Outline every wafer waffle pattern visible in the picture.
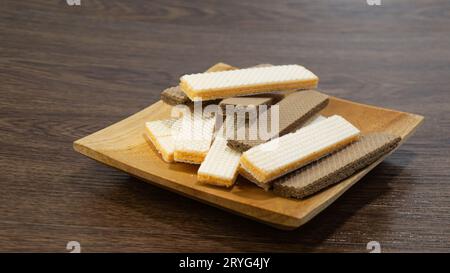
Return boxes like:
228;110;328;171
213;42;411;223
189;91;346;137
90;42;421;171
227;90;329;152
197;136;242;187
273;133;401;198
201;114;327;188
161;63;237;105
240;115;361;186
145;118;181;162
236;115;327;189
180;65;319;100
174;111;216;164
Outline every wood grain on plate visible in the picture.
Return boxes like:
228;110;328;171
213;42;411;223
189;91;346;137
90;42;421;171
74;97;423;229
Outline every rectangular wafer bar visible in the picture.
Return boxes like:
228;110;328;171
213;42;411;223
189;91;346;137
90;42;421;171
174;111;216;164
145;118;181;162
273;133;401;198
198;111;273;187
227;90;329;152
197;136;242;187
237;114;326;189
197;114;252;187
239;115;360;188
161;62;237;105
180;64;319;101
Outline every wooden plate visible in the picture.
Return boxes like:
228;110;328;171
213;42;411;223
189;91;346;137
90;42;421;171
73;97;423;230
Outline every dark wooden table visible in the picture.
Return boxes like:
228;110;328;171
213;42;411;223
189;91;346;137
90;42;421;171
1;0;449;253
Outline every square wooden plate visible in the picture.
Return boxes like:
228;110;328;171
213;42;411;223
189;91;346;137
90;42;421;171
74;97;423;230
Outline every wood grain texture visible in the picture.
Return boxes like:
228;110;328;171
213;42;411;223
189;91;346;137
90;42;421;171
73;97;423;230
1;0;449;252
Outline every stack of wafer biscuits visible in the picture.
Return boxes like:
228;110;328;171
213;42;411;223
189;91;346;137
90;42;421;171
144;62;401;198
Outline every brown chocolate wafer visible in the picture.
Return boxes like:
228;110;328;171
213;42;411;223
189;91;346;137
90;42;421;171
161;86;187;105
220;96;276;112
272;133;401;199
218;93;285;119
161;63;237;105
227;90;329;152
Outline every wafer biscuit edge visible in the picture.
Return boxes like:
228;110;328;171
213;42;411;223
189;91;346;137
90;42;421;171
173;150;208;164
238;166;271;191
145;125;175;162
180;78;318;101
197;172;238;188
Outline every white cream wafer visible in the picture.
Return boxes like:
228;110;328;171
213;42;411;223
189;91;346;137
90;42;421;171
238;115;327;189
145;118;181;162
239;115;360;188
174;111;216;164
180;65;319;101
197;136;241;187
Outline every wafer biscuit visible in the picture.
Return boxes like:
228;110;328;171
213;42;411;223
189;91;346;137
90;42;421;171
174;111;216;164
219;95;277;113
161;63;237;105
197;136;241;187
273;133;401;198
227;90;329;152
238;115;326;189
145;118;181;162
239;115;360;188
180;65;319;101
